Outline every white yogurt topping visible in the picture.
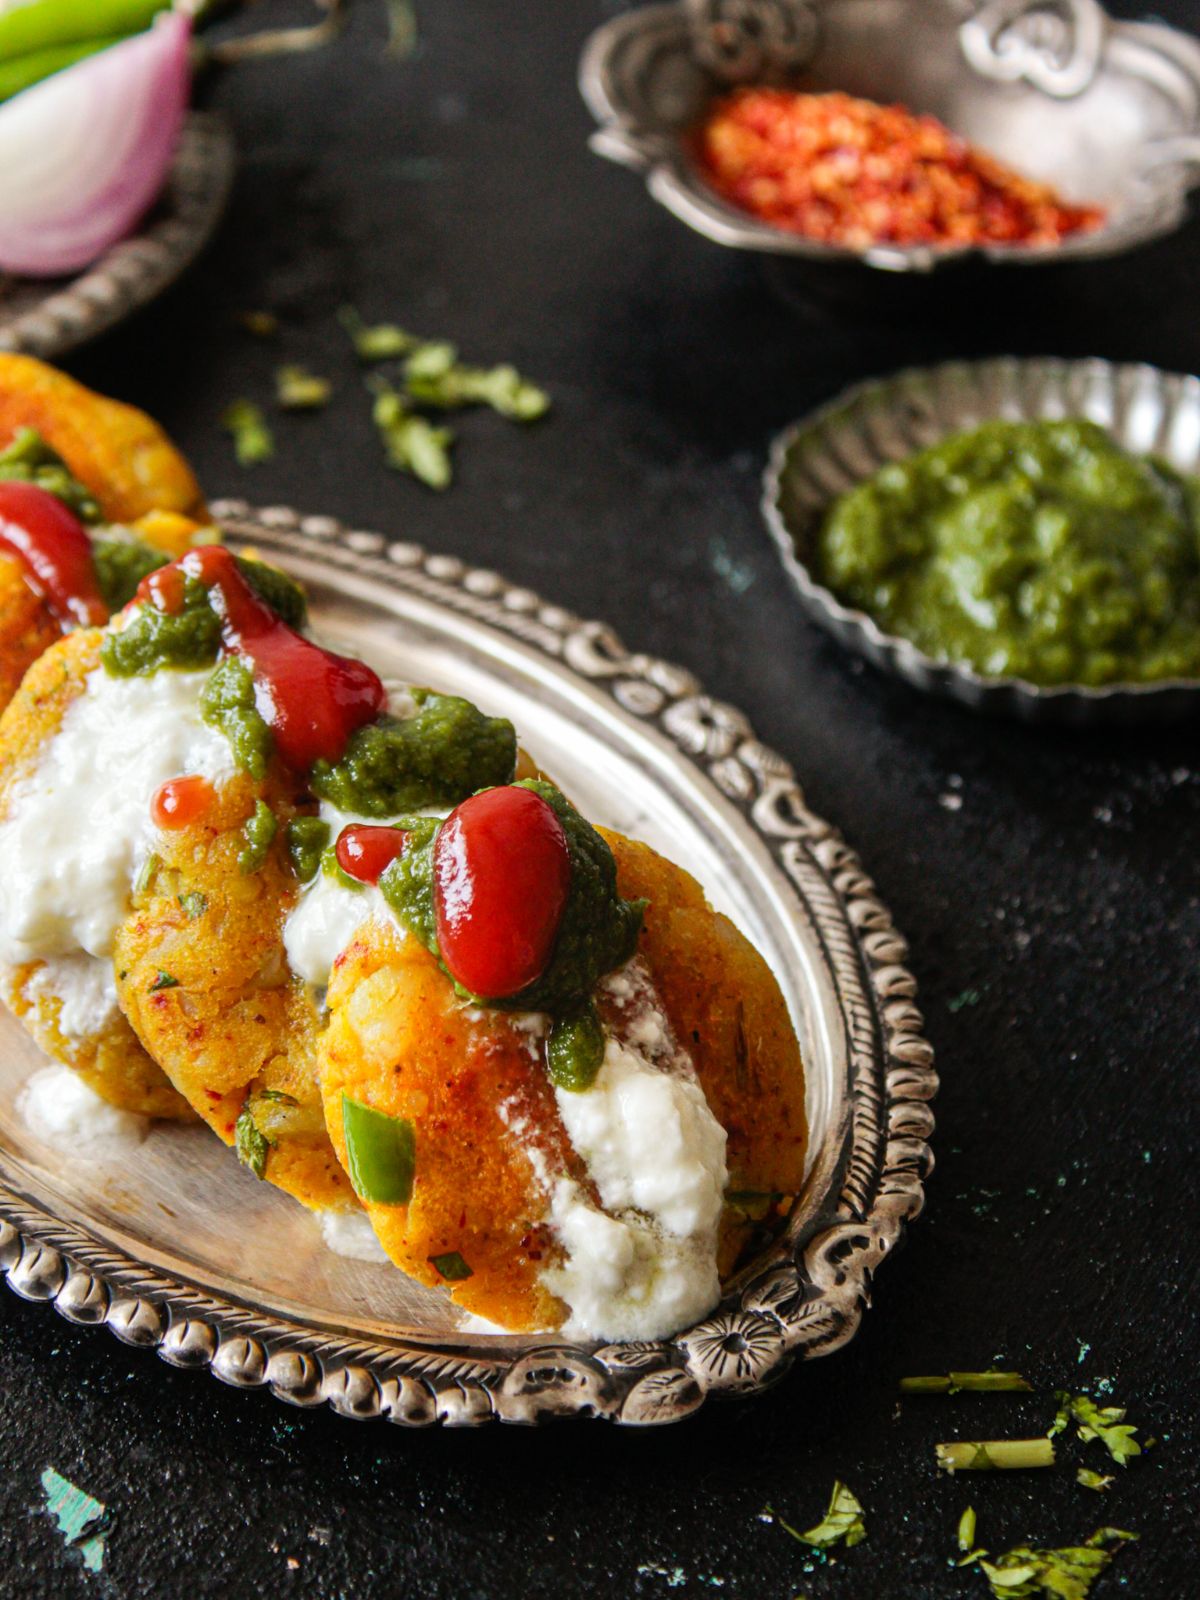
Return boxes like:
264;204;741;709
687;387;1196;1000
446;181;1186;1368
19;1064;148;1159
282;801;404;989
319;1206;392;1263
520;962;728;1342
0;666;237;965
23;954;122;1040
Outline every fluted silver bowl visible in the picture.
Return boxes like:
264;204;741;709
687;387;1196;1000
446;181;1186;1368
763;357;1200;724
580;0;1200;272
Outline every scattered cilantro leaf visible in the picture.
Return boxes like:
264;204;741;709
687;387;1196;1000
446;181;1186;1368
338;305;418;361
221;400;275;466
178;891;208;921
370;381;454;489
405;350;550;421
276;364;332;411
791;1481;867;1550
1051;1394;1142;1467
1076;1468;1114;1492
972;1526;1137;1599
148;970;179;993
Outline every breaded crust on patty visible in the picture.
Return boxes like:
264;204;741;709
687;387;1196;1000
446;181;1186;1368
0;632;194;1118
112;775;355;1213
316;832;808;1327
0;354;205;525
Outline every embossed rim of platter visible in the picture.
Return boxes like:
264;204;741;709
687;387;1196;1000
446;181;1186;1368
762;355;1200;724
579;0;1200;272
0;506;936;1427
0;112;235;360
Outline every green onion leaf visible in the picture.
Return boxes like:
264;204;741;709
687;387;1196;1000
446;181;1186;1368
370;381;454;489
901;1371;1033;1395
1051;1393;1142;1467
338;305;418;362
1076;1468;1114;1492
429;1251;473;1282
958;1507;977;1553
975;1527;1137;1599
177;891;208;921
133;852;161;898
341;1094;416;1204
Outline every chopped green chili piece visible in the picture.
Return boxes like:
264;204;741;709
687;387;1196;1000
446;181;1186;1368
936;1439;1056;1473
429;1251;473;1282
276;364;332;411
901;1371;1032;1394
370;381;454;489
221;400;274;466
178;891;208;920
235;1104;271;1180
286;817;331;884
546;1006;605;1092
341;1094;416;1205
148;970;178;993
238;800;277;875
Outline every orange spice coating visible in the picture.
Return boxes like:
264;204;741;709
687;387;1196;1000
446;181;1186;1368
0;354;206;524
695;89;1105;249
113;773;353;1212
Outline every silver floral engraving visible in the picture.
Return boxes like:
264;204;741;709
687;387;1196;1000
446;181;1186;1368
0;506;936;1426
685;0;820;83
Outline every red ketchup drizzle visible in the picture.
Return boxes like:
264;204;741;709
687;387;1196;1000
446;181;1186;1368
433;786;571;999
335;824;409;886
151;776;214;830
0;481;108;628
137;546;387;772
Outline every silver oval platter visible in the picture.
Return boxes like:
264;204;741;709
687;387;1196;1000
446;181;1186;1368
0;505;935;1427
764;356;1200;725
0;112;235;360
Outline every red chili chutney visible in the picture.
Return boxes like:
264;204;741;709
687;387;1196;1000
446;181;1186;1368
693;89;1105;249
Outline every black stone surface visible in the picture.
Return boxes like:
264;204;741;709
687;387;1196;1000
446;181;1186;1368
1;3;1198;1595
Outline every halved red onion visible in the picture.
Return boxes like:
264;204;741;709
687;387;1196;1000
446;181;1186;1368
0;11;191;278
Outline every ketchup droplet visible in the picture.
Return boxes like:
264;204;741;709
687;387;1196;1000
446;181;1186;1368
139;546;388;773
151;775;215;830
335;824;409;886
434;787;571;999
0;481;108;629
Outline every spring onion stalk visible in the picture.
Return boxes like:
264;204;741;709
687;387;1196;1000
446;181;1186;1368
901;1371;1032;1394
936;1439;1056;1473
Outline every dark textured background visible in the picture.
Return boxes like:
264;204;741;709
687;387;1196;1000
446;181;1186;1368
2;2;1198;1595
